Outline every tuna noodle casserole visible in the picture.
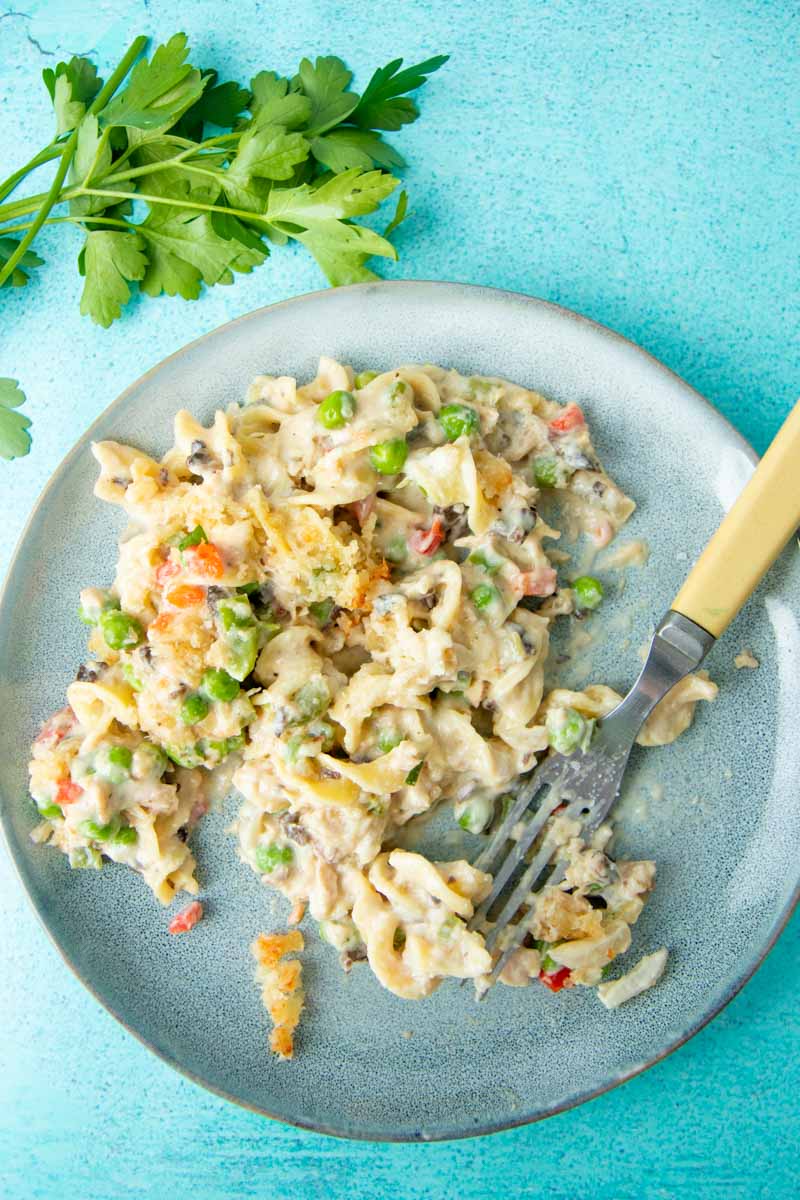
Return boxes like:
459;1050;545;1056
28;359;716;1010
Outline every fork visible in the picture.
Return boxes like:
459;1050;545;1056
469;398;800;987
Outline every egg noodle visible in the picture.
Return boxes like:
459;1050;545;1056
28;359;716;1008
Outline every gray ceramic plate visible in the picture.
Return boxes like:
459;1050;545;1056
2;282;798;1141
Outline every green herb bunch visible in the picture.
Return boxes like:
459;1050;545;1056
0;34;447;459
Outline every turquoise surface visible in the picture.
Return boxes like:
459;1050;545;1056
1;0;798;1195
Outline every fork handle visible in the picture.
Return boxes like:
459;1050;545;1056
672;399;800;638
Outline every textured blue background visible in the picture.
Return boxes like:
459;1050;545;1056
1;1;798;1197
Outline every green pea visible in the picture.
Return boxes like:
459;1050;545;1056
37;802;63;820
96;745;132;784
456;794;494;834
178;525;207;550
284;733;306;763
69;846;103;870
309;598;336;627
112;825;138;845
354;370;378;389
369;438;408;475
121;662;143;691
218;597;255;630
79;817;120;841
99;609;143;651
180;693;210;725
384;535;407;564
204;733;245;762
108;746;132;772
572;575;604;612
532;456;570;489
225;627;259;681
164;743;205;768
133;743;168;780
390;380;409;400
468;549;502;574
405;761;423;785
437;914;461;941
201;668;240;703
255;843;294;873
294;679;330;721
79;590;120;625
306;720;335;750
471;583;500;611
546;706;593;755
317;390;356;429
377;728;403;754
437;403;480;442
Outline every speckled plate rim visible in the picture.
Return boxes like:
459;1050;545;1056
1;280;797;1143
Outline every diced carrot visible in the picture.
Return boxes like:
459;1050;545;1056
34;707;76;747
512;566;558;597
539;966;572;992
408;516;444;556
165;584;206;609
183;543;225;580
55;779;84;806
155;558;180;587
548;404;585;434
168;900;204;935
149;612;174;635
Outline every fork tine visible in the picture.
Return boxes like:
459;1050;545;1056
469;780;563;933
481;839;558;952
481;794;601;983
471;760;553;874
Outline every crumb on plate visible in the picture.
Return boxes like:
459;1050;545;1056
252;930;305;1060
734;648;759;670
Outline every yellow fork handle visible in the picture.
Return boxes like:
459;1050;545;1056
673;399;800;638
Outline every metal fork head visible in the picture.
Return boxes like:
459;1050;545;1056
468;610;715;988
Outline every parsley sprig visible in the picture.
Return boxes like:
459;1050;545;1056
0;34;447;327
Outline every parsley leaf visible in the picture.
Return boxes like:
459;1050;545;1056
210;209;270;254
352;55;449;131
69;116;126;216
384;189;409;237
268;168;398;224
99;33;205;132
0;238;44;288
311;128;405;173
79;230;148;327
0;379;32;460
42;56;103;134
249;72;312;130
296;221;396;286
293;56;359;137
172;70;250;139
267;169;399;285
222;124;310;210
138;207;267;300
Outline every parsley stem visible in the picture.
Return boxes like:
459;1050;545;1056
0;137;240;224
79;187;270;226
0;190;52;225
0;141;64;205
0;215;133;236
82;126;113;188
0;35;148;287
